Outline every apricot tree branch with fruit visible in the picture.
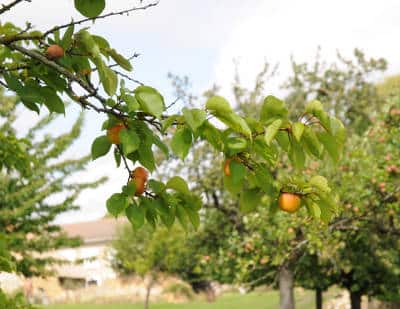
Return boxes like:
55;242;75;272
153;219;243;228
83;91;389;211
0;0;346;231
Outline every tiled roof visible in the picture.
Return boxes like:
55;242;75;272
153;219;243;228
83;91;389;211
61;217;128;245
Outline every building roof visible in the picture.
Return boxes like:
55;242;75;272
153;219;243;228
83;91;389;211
61;217;128;245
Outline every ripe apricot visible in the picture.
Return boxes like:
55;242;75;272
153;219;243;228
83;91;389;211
107;123;125;144
46;44;64;60
278;193;301;213
132;166;149;182
224;158;232;177
130;167;149;196
130;177;146;196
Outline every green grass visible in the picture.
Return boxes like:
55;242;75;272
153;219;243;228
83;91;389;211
45;290;317;309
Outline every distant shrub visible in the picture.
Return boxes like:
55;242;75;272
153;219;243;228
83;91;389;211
163;282;195;300
0;289;38;309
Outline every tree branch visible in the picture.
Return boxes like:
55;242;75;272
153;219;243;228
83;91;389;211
0;0;27;15
1;2;159;43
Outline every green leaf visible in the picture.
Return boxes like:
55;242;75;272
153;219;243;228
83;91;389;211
223;174;242;194
91;135;111;160
182;108;206;132
184;207;200;229
106;193;128;217
92;35;110;50
166;176;190;195
138;144;156;172
176;205;189;230
253;164;275;195
113;147;121;167
318;196;335;223
140;199;158;228
288;138;305;169
122;94;140;112
152;134;169;158
122;182;136;196
224;160;246;194
125;203;145;229
155;199;175;228
305;100;331;133
330;117;346;146
305;100;324;114
205;95;232;113
120;128;140;155
3;72;22;91
74;0;105;18
200;121;224;151
310;175;331;193
134;86;165;119
321;116;345;161
264;119;282;146
162;115;179;133
17;81;42;104
171;127;192;160
61;24;74;50
240;189;261;213
148;180;165;194
253;137;278;165
230;160;246;185
95;58;118;96
304;199;321;219
213;112;252;139
108;48;133;71
275;131;290;152
292;122;305;142
39;86;65;114
226;136;247;152
76;30;100;57
260;95;288;124
302;126;323;158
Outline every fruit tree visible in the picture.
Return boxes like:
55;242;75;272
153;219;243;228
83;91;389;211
0;1;344;233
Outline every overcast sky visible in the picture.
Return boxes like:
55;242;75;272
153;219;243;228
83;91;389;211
3;0;400;223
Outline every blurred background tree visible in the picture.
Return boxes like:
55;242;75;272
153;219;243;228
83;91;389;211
0;90;106;279
115;50;399;309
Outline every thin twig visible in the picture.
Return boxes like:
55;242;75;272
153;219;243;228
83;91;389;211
166;97;180;110
0;0;26;15
113;69;144;86
117;145;132;182
1;2;159;43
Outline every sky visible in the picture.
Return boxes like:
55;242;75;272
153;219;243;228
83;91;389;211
3;0;400;223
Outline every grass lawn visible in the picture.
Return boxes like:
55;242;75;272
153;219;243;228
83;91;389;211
45;289;318;309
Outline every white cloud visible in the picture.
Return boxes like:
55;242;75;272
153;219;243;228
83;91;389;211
214;0;400;97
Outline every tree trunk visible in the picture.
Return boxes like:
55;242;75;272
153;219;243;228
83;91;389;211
315;288;322;309
144;276;155;309
350;291;362;309
279;265;295;309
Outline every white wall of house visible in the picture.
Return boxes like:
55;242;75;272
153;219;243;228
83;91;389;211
54;244;117;285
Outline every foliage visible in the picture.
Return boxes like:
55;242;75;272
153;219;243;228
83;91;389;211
112;224;190;277
0;290;38;309
283;49;387;134
0;1;344;233
308;96;400;301
163;282;195;300
157;55;399;309
0;92;105;277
